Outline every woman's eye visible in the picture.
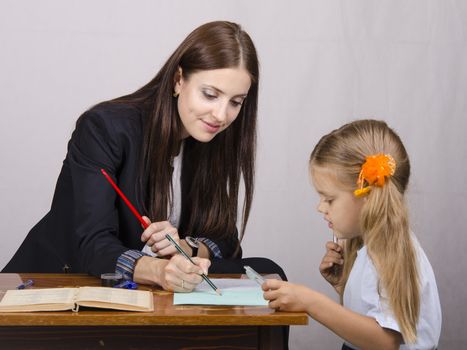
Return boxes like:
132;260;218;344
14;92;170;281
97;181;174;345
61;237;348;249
202;91;217;100
230;100;243;107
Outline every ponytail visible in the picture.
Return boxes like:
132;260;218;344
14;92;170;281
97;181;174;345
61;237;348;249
362;181;419;343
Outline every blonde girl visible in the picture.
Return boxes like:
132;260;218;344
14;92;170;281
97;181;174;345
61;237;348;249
263;119;441;349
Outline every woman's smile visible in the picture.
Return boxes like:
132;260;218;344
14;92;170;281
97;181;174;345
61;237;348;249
201;119;222;133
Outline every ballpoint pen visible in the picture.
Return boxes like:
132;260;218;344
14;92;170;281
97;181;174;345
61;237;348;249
16;279;34;289
333;234;338;245
332;234;339;275
165;234;222;296
244;265;265;285
113;280;138;289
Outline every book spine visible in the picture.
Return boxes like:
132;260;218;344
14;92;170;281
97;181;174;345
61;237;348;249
71;303;79;312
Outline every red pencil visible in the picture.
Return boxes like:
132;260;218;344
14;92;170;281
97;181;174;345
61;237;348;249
100;168;149;229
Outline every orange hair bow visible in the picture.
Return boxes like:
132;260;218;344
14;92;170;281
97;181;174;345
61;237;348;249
354;154;396;197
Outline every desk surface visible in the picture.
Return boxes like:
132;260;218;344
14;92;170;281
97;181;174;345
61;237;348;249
0;273;308;327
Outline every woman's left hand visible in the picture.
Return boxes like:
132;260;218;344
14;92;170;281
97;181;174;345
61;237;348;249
140;216;179;257
262;279;312;312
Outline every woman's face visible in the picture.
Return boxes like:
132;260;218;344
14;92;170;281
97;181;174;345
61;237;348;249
174;67;251;142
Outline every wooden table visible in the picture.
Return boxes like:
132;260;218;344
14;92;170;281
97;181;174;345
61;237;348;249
0;273;308;349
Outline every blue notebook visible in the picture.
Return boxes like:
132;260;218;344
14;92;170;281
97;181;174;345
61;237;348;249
173;278;268;306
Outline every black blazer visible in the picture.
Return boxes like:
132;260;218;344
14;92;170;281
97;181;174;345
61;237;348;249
3;103;240;276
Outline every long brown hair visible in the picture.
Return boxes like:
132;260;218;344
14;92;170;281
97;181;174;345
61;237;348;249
108;21;258;256
310;119;420;343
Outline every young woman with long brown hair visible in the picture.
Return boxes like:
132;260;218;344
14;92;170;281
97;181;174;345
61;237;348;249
3;21;285;292
263;119;441;349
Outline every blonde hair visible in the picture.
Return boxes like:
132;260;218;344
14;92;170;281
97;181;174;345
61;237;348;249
310;119;419;343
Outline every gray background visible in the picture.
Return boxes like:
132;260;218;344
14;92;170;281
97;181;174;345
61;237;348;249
1;1;466;348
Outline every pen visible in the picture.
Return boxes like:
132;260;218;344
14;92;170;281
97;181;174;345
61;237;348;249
333;234;338;245
16;279;34;289
332;234;339;276
165;234;222;296
100;168;149;229
113;280;138;289
244;265;265;285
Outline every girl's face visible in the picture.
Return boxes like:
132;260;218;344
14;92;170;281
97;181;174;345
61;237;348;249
311;166;365;240
174;67;251;142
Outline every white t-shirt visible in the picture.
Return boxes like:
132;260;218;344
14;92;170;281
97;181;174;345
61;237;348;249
343;234;441;349
141;143;183;256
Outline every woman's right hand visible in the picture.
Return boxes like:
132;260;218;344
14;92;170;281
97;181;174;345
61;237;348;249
157;254;211;292
319;241;344;289
134;254;211;292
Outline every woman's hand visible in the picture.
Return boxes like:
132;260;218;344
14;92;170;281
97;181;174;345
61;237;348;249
262;279;313;313
134;254;211;292
319;240;343;289
157;254;211;292
140;216;179;257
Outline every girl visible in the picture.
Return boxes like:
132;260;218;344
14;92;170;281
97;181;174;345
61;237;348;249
3;21;285;292
263;120;441;349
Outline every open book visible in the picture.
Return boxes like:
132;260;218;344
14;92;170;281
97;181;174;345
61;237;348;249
0;287;154;312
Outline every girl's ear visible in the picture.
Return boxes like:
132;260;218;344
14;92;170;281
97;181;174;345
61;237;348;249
355;194;368;211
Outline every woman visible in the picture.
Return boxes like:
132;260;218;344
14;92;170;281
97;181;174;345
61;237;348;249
3;21;285;292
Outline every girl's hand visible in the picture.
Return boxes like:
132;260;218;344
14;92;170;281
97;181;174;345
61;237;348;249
319;240;344;288
157;254;211;292
262;279;312;312
140;216;179;257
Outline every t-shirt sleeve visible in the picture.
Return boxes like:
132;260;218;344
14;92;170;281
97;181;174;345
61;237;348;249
360;261;401;333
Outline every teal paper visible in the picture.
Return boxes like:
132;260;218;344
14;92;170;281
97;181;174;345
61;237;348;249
173;278;268;306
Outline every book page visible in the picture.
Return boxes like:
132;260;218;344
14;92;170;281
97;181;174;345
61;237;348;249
0;288;75;306
76;287;154;311
0;288;76;312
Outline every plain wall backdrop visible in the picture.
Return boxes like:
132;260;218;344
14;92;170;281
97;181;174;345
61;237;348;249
1;1;466;348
